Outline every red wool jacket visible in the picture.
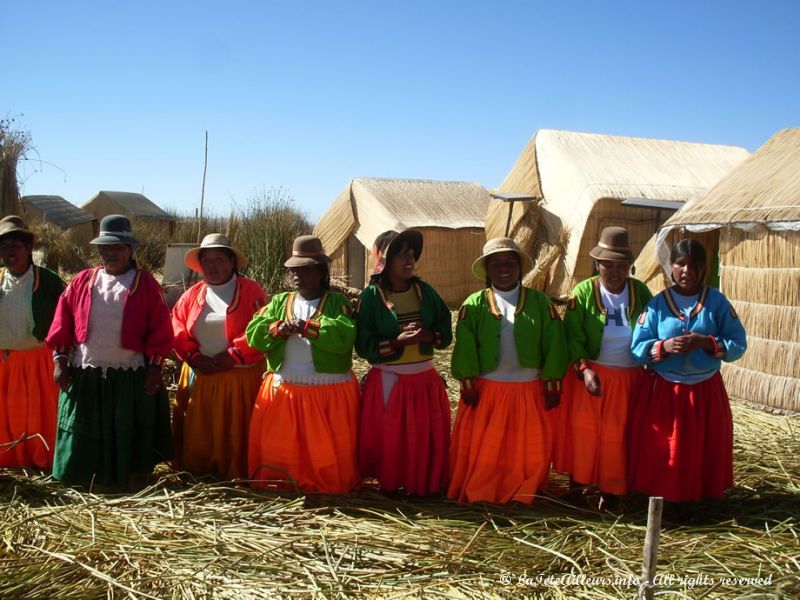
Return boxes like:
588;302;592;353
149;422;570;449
46;267;174;366
171;276;268;366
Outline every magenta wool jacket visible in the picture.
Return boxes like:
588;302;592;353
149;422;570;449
46;267;174;367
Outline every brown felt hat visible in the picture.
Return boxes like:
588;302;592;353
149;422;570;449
184;233;248;272
0;215;35;244
588;227;634;262
283;235;330;268
371;229;423;276
471;237;533;280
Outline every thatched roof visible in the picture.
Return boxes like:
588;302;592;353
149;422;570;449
82;191;173;220
490;129;750;296
315;178;491;253
21;195;95;228
664;128;800;227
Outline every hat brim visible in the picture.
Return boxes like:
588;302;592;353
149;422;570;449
471;247;534;280
0;229;35;244
588;246;633;262
385;230;423;262
184;244;248;273
284;254;330;268
90;234;139;246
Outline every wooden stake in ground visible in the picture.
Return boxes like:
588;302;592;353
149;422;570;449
639;496;663;600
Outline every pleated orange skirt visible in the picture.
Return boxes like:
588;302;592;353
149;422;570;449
0;346;59;469
358;367;450;495
249;373;361;494
448;378;552;505
549;375;574;474
628;371;733;502
173;362;263;480
564;362;643;494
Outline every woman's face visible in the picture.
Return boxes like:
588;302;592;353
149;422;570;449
597;260;630;294
387;244;416;282
0;236;32;276
200;248;236;285
289;264;324;299
486;251;521;291
671;256;702;294
99;243;133;275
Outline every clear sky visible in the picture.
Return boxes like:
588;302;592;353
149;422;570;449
4;0;799;223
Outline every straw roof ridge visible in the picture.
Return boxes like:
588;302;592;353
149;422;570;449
21;195;95;228
82;190;173;220
665;128;800;227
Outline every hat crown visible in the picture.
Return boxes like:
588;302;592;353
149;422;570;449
98;214;133;234
482;236;522;254
291;235;325;257
0;215;33;239
597;226;630;250
200;233;233;248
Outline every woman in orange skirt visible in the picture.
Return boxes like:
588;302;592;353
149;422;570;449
0;216;64;470
449;238;567;505
356;230;452;496
172;234;268;480
560;227;652;509
246;236;360;493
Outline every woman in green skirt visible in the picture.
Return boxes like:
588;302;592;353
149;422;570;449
46;215;174;489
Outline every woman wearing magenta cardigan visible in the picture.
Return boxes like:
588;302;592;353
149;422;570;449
46;215;174;489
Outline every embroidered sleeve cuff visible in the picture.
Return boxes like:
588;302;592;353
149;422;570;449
710;336;726;359
148;355;165;367
378;339;395;357
649;340;669;363
574;358;590;374
544;379;562;394
459;377;477;392
227;347;245;365
269;321;284;339
304;320;321;339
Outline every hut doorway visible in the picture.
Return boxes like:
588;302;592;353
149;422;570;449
347;234;365;289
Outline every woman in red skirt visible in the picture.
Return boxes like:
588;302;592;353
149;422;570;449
629;239;747;503
356;229;452;496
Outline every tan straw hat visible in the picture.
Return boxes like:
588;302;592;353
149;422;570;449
588;227;634;262
184;233;248;273
471;237;533;280
0;215;35;243
283;235;330;268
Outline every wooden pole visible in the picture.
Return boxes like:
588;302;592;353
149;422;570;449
197;131;208;244
639;496;663;600
504;200;516;237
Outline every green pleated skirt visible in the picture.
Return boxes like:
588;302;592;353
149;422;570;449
52;366;173;486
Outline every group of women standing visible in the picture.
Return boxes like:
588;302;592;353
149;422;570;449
0;213;746;509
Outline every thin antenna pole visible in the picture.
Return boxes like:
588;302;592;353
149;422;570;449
197;130;208;244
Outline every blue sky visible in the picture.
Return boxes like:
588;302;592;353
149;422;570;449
4;0;798;223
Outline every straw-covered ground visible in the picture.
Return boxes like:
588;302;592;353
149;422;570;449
1;344;799;599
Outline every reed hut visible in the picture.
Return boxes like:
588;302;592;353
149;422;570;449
81;191;175;237
20;195;97;246
487;129;749;298
313;177;491;306
645;128;800;414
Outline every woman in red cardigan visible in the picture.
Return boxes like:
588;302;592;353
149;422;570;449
46;215;174;489
171;234;267;480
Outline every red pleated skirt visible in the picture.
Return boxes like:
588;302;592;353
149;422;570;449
448;378;551;505
628;371;733;502
358;367;450;495
564;363;643;494
249;373;361;494
0;346;59;469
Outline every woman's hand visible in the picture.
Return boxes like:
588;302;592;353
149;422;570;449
189;354;218;375
396;322;433;345
461;388;479;407
663;336;689;354
144;365;163;395
278;319;301;337
53;356;71;392
581;368;602;396
684;331;715;353
212;351;237;371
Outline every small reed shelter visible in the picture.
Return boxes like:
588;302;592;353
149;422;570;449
20;195;97;246
487;129;749;298
313;177;491;306
642;128;800;414
82;191;175;237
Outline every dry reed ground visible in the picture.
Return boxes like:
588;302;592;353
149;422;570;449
1;315;799;599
